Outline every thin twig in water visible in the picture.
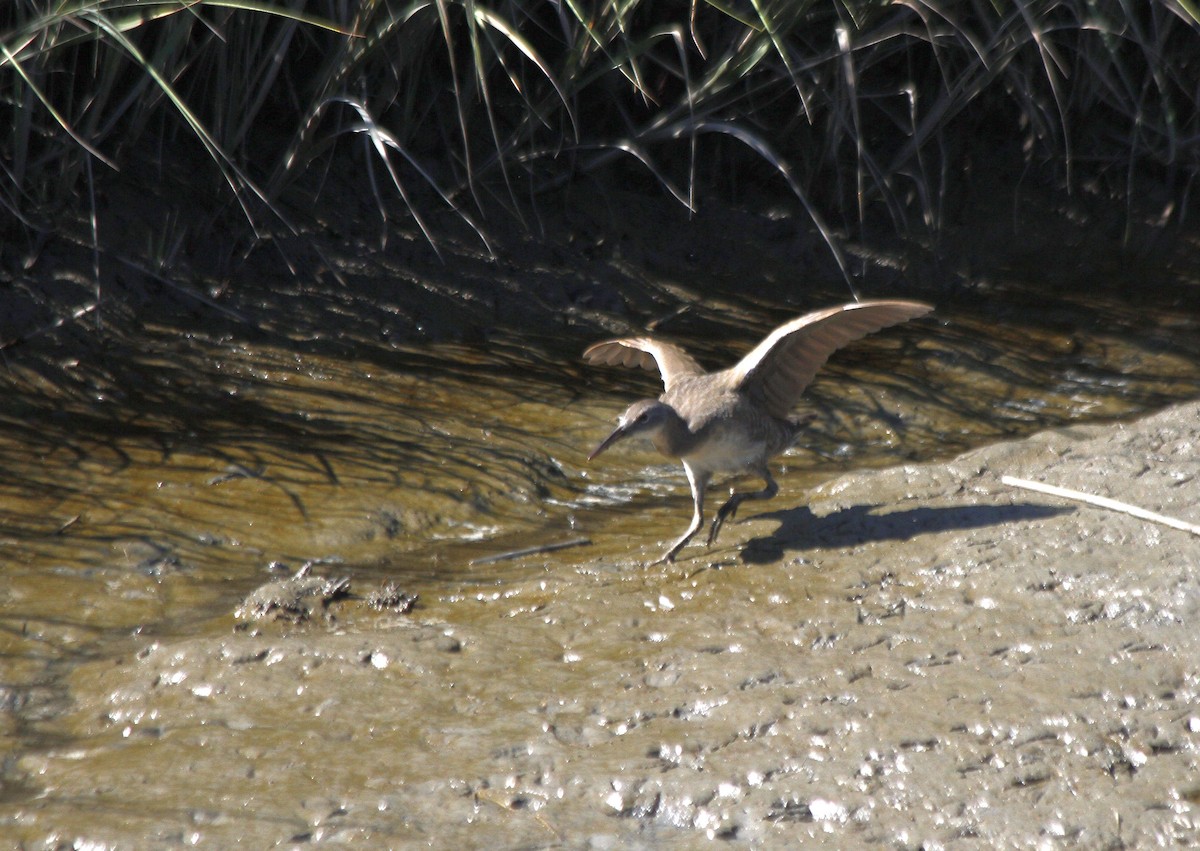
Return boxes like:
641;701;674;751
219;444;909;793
1001;476;1200;537
470;537;591;565
0;302;99;351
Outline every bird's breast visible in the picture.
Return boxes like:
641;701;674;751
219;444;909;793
662;378;796;472
681;426;771;473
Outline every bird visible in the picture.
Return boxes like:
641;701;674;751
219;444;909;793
584;300;933;563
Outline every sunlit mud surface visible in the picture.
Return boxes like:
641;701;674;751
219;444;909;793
3;195;1200;844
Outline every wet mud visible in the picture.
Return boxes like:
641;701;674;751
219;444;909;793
6;400;1199;847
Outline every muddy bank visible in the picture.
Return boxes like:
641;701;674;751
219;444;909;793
6;399;1198;847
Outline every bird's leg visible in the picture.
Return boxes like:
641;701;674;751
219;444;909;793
653;465;708;564
708;467;778;546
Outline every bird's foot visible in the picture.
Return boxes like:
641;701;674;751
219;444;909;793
657;521;701;564
707;496;742;546
651;538;689;565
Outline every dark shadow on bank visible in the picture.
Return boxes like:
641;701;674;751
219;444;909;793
738;502;1073;564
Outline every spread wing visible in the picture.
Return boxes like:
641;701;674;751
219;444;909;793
730;300;933;418
583;337;705;391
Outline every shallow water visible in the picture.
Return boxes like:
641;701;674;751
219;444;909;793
0;288;1193;571
2;264;1200;843
4;289;1196;610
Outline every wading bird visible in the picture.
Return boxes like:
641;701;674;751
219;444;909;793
585;300;933;563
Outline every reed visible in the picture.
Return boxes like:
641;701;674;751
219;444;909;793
2;1;1199;269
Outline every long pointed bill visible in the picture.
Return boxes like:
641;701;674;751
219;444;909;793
588;423;630;461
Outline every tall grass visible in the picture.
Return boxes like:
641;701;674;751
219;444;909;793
3;1;1200;278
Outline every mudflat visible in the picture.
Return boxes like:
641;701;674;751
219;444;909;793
8;399;1198;847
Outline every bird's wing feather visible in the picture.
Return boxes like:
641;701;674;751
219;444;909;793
730;301;933;418
583;337;705;391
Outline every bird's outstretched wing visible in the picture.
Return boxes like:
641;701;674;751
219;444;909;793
583;337;705;391
730;300;933;418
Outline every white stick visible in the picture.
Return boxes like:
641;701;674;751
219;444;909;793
1001;475;1200;537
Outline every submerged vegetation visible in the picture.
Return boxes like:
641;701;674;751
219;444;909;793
2;0;1200;279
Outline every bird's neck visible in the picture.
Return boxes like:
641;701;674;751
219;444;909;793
650;406;695;459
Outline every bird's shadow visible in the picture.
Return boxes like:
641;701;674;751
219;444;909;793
737;501;1074;564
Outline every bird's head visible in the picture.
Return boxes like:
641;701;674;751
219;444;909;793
588;399;675;461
